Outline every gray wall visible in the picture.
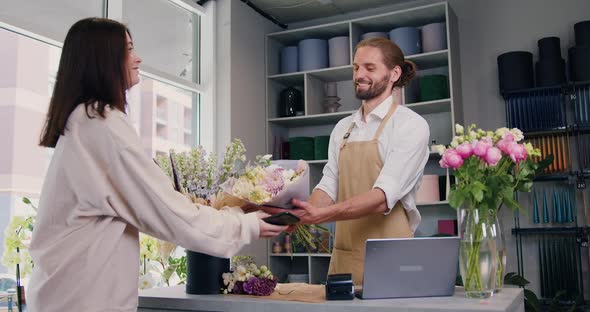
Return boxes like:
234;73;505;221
215;0;281;264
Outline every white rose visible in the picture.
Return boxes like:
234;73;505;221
510;128;524;141
455;124;464;135
495;127;510;138
431;144;446;155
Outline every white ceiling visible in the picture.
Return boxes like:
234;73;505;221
246;0;418;25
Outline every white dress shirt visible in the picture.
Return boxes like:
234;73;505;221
315;95;430;232
27;104;259;312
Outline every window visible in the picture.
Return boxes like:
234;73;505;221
0;0;105;42
0;25;60;278
122;0;200;83
0;0;213;277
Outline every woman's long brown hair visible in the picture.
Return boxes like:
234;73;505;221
39;17;130;147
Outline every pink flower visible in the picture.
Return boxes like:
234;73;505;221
496;134;516;155
509;143;528;164
455;143;473;159
484;147;502;166
440;148;464;169
473;138;492;157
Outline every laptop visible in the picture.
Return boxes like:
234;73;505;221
355;236;460;299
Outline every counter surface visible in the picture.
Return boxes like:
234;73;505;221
138;285;524;312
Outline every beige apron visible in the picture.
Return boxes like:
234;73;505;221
327;101;413;286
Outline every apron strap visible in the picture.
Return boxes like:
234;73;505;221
340;98;398;150
339;123;356;150
373;99;398;140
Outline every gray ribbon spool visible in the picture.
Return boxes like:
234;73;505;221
298;38;328;71
389;26;422;55
328;36;350;67
280;46;298;74
421;22;447;53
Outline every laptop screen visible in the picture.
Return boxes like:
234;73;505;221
360;236;459;299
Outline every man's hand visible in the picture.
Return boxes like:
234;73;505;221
261;199;330;224
256;211;288;238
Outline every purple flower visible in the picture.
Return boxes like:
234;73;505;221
242;277;277;296
263;169;285;196
232;281;245;294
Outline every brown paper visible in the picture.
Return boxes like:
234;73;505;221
226;283;326;303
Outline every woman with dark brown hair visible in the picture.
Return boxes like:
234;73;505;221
29;17;286;312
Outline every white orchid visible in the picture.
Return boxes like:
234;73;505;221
139;273;156;290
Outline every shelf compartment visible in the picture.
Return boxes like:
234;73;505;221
349;3;446;34
267;72;305;85
310;257;330;285
268;256;309;284
406;50;449;70
306;65;353;82
269;66;352;83
267;21;350;45
268;110;355;127
406;98;451;114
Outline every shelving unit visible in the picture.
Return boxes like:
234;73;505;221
505;81;590;304
265;1;462;284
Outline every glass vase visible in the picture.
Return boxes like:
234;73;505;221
459;208;498;299
490;210;506;293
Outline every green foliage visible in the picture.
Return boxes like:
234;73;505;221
504;272;586;312
1;197;37;279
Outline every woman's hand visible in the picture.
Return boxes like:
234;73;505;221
260;199;327;224
256;211;288;238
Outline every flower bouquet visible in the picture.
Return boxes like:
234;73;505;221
218;156;330;253
433;124;551;298
218;156;309;209
221;256;277;296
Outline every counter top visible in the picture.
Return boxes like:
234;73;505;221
138;285;524;312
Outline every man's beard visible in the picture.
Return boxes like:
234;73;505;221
354;73;390;100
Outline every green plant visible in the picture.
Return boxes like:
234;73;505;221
504;272;586;312
1;197;37;279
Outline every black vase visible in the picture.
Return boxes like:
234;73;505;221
185;250;230;294
279;87;303;117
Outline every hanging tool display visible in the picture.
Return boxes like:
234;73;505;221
574;83;590;126
504;87;566;132
525;133;571;175
531;185;576;224
538;233;583;301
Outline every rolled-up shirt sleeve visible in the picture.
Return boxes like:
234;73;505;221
314;126;340;202
373;117;430;213
104;143;259;259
